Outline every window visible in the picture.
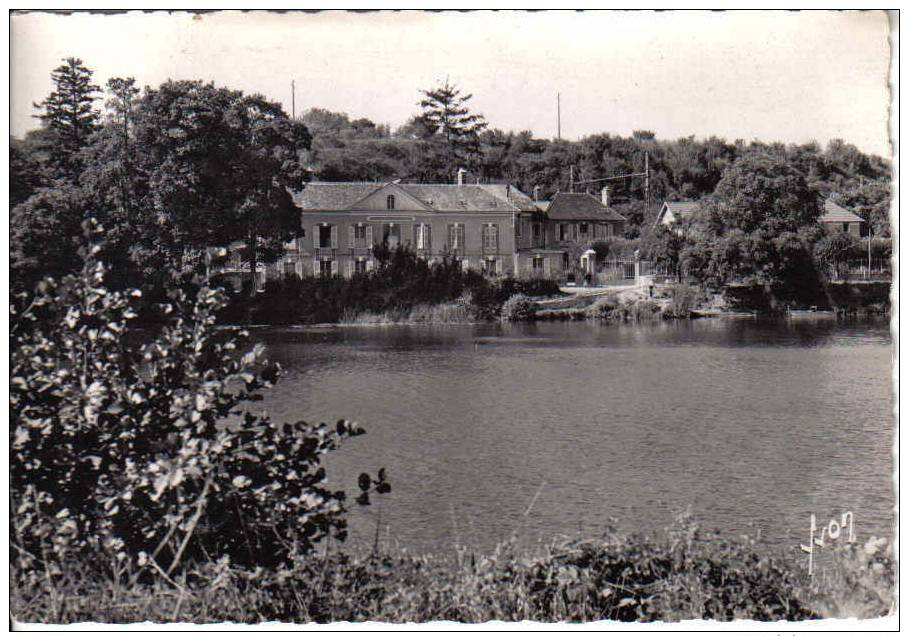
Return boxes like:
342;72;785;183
533;255;545;271
515;219;522;238
448;223;464;250
383;223;401;248
414;223;432;250
533;223;541;237
319;260;333;277
484;257;498;274
842;222;850;233
386;195;396;210
353;224;368;247
319;225;333;248
579;222;589;236
284;260;296;277
355;259;367;275
559;224;569;241
482;224;498;250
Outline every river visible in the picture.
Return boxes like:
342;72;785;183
252;317;895;555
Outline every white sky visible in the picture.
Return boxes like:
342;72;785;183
9;10;893;157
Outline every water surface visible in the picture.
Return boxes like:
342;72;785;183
253;317;895;554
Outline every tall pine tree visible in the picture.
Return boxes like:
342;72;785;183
33;57;100;180
417;80;487;178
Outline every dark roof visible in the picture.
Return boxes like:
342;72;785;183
293;181;535;213
545;192;626;222
819;199;864;224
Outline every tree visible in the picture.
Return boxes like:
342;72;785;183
416;80;488;176
82;80;311;299
32;57;101;180
10;183;90;292
703;152;821;235
645;225;685;280
11;221;388;574
9;137;45;207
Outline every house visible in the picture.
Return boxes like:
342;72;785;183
655;200;701;229
519;189;626;277
819;199;866;237
284;172;534;279
224;173;627;284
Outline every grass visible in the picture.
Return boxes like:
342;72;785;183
11;517;894;625
339;300;473;325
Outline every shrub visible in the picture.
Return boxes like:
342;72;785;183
10;221;386;581
663;283;705;318
15;516;894;624
217;246;564;325
500;294;537;322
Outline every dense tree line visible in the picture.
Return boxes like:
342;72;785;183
298;102;892;239
11;59;892;303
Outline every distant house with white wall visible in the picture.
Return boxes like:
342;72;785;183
819;199;866;237
655;200;701;229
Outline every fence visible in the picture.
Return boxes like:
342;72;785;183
593;260;679;286
828;258;891;282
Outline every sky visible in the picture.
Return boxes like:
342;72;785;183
9;10;894;157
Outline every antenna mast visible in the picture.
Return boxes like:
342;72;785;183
557;92;561;140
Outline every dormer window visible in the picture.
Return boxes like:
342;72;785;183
386;195;395;210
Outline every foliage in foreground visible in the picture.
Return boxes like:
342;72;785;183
10;518;894;625
10;222;385;581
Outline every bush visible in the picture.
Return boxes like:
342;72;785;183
220;246;564;325
663;283;705;318
500;294;537;322
10;221;386;581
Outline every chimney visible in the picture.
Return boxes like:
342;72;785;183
457;168;466;186
601;186;610;208
505;184;511;200
533;185;541;201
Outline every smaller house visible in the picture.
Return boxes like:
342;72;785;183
544;190;626;245
819;199;866;237
655;200;700;228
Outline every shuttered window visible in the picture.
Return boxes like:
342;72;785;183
317;224;337;249
351;224;368;248
482;224;499;250
413;223;432;250
448;224;464;250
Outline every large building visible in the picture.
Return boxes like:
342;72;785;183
272;175;625;281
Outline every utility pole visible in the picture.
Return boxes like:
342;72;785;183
569;164;574;192
291;80;296;119
557;93;561;140
644;152;651;220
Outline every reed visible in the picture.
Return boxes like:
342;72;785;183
11;518;893;625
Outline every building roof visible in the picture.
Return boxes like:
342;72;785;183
819;199;864;224
291;183;379;210
659;201;701;222
544;192;626;222
292;181;536;213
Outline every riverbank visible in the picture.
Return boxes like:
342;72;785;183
12;519;893;625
